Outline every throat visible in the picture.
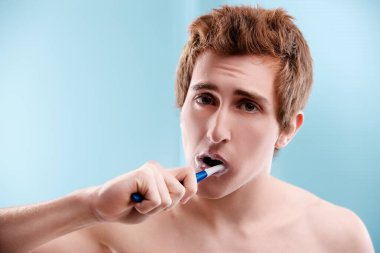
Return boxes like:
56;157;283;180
190;174;278;226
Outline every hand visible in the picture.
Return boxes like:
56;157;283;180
89;161;197;224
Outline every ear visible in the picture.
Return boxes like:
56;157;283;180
275;111;304;149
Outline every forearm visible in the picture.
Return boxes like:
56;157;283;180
0;162;197;252
0;187;99;253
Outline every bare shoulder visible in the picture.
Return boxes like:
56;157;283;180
298;189;374;252
273;179;374;252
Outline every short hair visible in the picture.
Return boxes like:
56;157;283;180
176;5;313;132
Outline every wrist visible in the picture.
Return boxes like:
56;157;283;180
72;186;104;224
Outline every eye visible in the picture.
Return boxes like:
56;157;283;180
238;101;259;113
195;93;215;105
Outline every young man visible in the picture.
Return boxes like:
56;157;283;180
0;5;374;253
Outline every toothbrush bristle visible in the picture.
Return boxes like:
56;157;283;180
205;164;225;176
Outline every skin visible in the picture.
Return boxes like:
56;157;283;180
0;52;374;253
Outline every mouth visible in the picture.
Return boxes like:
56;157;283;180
196;153;229;176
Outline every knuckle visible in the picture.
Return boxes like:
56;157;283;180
137;163;162;177
187;187;197;195
150;198;162;207
146;160;161;169
172;189;184;199
136;168;153;179
178;186;186;197
162;198;172;208
136;205;150;215
185;166;195;174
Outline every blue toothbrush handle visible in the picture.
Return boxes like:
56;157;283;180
131;192;144;203
130;170;208;203
196;170;207;182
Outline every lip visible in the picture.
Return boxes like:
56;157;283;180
195;152;230;172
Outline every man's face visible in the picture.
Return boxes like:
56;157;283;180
180;51;281;198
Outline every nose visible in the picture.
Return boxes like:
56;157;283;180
206;107;232;144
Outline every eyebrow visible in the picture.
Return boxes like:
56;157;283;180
191;83;270;106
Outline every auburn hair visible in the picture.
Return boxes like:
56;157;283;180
176;5;313;131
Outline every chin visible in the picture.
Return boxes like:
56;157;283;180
196;180;234;199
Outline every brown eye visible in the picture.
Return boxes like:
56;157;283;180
239;101;258;113
195;94;214;105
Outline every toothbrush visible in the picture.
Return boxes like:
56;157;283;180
195;164;225;182
131;164;225;203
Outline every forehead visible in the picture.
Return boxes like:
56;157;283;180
190;51;279;102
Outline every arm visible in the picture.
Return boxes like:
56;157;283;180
0;161;197;253
0;189;97;253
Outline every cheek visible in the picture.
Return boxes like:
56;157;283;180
180;103;206;162
181;102;208;138
233;117;279;165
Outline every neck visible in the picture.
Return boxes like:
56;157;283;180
184;171;281;229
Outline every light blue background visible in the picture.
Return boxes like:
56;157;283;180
1;0;379;250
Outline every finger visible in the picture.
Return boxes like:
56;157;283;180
171;167;197;204
132;166;162;214
164;175;186;209
150;168;172;211
136;163;172;216
131;161;168;214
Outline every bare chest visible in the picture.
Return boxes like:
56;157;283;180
102;220;324;253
